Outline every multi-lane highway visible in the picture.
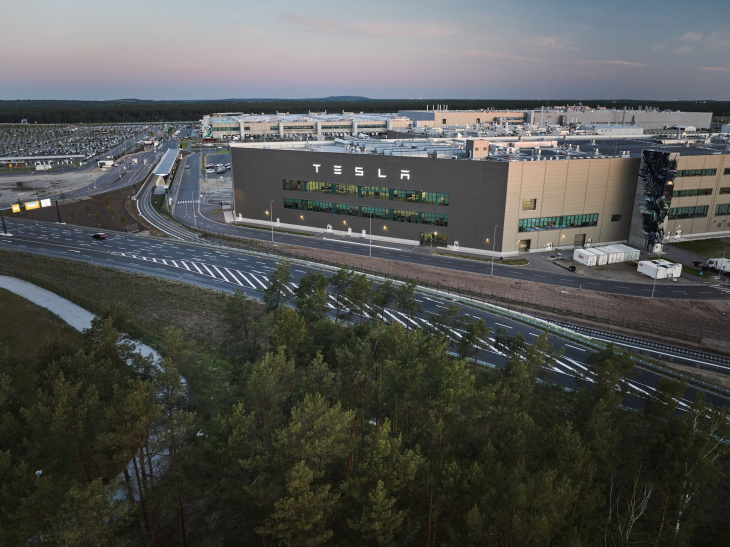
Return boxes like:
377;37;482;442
2;218;730;413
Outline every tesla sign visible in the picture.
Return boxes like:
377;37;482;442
313;164;410;180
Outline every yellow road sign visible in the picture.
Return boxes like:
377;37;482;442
11;204;20;213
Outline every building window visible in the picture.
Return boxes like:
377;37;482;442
518;213;598;232
361;186;389;200
283;179;305;191
716;203;730;216
421;192;450;206
724;168;730;176
720;187;730;194
611;214;622;222
393;189;420;202
308;181;332;194
522;199;537;211
674;188;713;197
335;203;359;216
668;205;709;219
335;184;358;197
283;198;306;210
421;213;448;227
361;206;388;220
676;169;717;178
307;200;332;213
392;209;420;223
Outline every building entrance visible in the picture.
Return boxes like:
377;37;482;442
573;234;586;248
420;232;448;248
517;239;531;252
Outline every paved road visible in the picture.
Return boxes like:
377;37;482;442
2;219;729;412
166;172;730;301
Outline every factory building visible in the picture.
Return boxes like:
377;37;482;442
397;105;713;131
230;134;730;256
202;113;412;141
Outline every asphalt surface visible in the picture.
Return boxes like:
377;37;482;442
2;218;730;412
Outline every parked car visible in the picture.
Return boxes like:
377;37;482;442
92;233;107;240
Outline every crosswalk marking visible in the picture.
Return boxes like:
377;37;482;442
710;284;730;294
211;265;230;283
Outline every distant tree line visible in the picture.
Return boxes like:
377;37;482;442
1;264;728;545
0;98;727;124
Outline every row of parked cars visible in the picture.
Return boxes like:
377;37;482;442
205;162;230;174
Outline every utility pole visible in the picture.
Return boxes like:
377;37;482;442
55;200;62;223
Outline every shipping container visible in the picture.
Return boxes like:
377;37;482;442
637;259;682;279
589;248;609;266
573;248;598;266
613;244;640;262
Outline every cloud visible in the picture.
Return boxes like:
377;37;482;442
676;32;704;53
523;34;577;50
277;12;458;38
595;60;648;68
699;66;730;72
459;49;535;62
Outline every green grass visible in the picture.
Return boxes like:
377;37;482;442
670;237;730;259
0;250;231;350
0;288;85;374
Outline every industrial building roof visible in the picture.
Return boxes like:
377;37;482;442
209;112;407;124
231;134;730;161
152;149;178;177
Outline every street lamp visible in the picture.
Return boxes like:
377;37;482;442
270;200;274;242
490;224;498;276
369;212;372;258
192;191;197;229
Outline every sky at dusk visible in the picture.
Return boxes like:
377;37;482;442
2;0;729;101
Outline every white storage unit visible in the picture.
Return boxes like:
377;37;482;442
637;259;682;279
613;244;640;262
590;248;609;266
573;248;599;266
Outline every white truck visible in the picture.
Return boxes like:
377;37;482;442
707;258;730;274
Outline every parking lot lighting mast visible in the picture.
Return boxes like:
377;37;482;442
270;200;275;242
369;212;372;258
491;224;498;277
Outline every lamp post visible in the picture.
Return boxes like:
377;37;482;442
651;271;658;300
369;212;372;258
490;224;498;276
270;200;274;243
192;191;197;229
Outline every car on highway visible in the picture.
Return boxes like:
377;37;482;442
185;165;190;169
92;233;107;240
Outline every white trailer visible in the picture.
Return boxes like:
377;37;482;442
573;248;598;267
637;259;682;279
601;245;625;264
613;244;640;262
590;248;609;266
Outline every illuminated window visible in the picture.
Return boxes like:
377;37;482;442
522;199;537;211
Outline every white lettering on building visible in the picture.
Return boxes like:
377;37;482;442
311;164;412;181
